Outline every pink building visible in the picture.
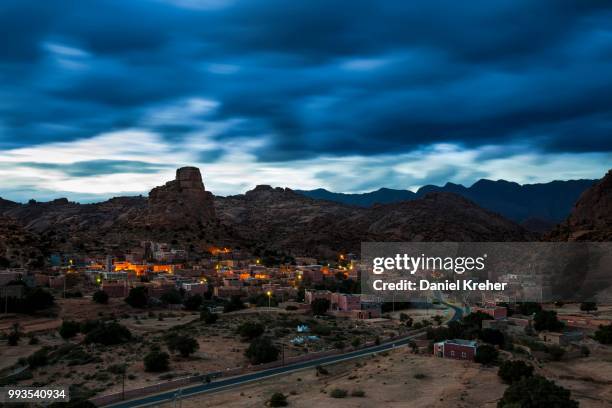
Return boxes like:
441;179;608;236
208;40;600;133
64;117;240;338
214;286;244;299
351;301;382;319
182;283;208;295
434;339;477;360
331;293;361;311
101;281;128;298
305;289;332;305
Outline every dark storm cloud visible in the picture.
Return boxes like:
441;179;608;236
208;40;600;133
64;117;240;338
1;0;612;161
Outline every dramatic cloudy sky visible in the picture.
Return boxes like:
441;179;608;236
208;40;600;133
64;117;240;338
1;0;611;201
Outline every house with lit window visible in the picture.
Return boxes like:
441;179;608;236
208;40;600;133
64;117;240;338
433;339;477;360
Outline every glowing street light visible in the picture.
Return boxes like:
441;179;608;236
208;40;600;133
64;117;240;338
266;290;272;308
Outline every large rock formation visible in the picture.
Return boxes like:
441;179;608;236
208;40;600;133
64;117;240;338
147;167;216;228
214;186;534;258
548;169;612;241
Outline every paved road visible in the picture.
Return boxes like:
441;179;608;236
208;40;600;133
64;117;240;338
105;303;464;408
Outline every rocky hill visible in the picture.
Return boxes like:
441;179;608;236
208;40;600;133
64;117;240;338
0;167;535;259
548;169;612;241
215;186;534;258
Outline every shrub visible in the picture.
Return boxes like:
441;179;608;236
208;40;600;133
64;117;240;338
548;345;565;361
311;298;330;315
84;322;132;345
351;337;361;348
200;308;219;324
517;302;542;316
330;389;347;398
166;334;199;357
223;296;245;313
108;364;126;375
311;324;331;336
498;360;534;384
238;322;265;341
27;348;49;368
316;365;329;375
479;328;505;346
580;345;590;357
594;324;612;344
125;286;148;308
24;288;55;313
59;320;81;339
351;389;365;397
7;324;21;346
334;341;346;350
269;392;288;407
245;337;279;364
144;350;170;372
414;373;426;379
183;294;203;311
161;289;183;305
474;344;498;365
80;319;101;334
498;375;578;407
93;290;109;304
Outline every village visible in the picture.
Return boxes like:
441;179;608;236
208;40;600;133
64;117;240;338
0;242;611;407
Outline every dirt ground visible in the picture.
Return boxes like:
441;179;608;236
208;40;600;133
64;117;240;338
539;344;612;407
158;349;505;408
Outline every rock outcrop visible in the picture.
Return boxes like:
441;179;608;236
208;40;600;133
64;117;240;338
147;167;216;227
548;169;612;241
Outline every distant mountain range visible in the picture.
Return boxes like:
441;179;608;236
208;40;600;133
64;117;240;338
297;179;597;231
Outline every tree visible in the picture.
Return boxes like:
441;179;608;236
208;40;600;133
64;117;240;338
517;302;542;316
223;295;245;313
498;375;578;408
144;350;170;372
238;322;265;341
166;334;199;357
269;392;288;407
27;348;49;368
24;288;55;313
161;289;183;305
7;323;21;346
84;322;132;345
580;302;597;312
200;308;218;324
59;320;80;339
92;290;109;304
594;324;612;344
498;360;534;384
311;298;330;315
474;344;498;365
125;286;148;308
463;311;493;329
533;310;564;332
479;328;505;346
183;294;203;311
245;337;279;364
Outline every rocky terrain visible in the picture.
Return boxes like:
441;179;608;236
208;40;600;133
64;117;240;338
215;187;533;258
8;166;610;265
548;169;612;241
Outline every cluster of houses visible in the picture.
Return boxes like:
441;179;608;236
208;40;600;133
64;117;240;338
435;303;587;362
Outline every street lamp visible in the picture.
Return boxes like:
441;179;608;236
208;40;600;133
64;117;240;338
266;290;272;308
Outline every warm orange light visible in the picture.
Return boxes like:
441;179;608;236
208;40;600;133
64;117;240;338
266;291;272;297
